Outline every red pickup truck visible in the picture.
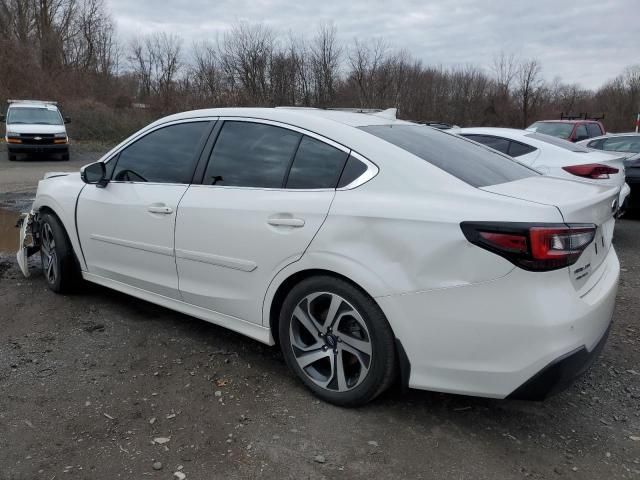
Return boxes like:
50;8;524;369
527;115;605;142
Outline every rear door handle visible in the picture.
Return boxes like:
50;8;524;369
268;217;305;227
147;204;173;215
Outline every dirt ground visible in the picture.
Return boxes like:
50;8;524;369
0;146;639;479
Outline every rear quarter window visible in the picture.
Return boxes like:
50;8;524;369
360;125;537;187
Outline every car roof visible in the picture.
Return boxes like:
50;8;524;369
151;107;412;130
530;119;600;124
8;102;59;110
458;127;532;139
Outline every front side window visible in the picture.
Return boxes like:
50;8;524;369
112;121;210;183
205;121;301;188
286;136;349;189
7;107;63;125
361;125;536;187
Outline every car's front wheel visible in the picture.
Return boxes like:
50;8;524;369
279;276;396;406
40;212;80;293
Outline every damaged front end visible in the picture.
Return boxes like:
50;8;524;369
16;210;41;277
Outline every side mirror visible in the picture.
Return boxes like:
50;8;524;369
80;162;108;187
64;117;71;124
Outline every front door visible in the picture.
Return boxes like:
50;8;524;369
175;120;351;324
77;120;213;299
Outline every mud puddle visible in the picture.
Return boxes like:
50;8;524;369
0;208;20;253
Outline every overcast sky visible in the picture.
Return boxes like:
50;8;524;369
106;0;637;90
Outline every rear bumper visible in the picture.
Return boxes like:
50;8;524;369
377;246;619;399
507;322;611;400
8;143;68;154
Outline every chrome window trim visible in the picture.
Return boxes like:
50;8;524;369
101;115;379;190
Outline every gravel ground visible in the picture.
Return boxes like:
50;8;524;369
0;149;639;479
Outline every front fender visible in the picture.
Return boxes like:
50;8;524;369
32;175;86;271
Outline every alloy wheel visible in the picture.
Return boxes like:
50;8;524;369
41;222;58;285
289;292;372;392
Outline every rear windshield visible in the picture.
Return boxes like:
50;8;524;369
7;106;63;125
524;132;591;152
360;125;537;187
527;122;574;139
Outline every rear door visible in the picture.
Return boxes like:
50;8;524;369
77;120;213;299
175;119;350;324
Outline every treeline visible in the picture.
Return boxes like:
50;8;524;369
1;0;639;142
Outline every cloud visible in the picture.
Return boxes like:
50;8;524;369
106;0;637;89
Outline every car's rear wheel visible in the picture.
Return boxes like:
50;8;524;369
8;153;17;161
61;152;69;161
40;212;81;293
279;276;396;406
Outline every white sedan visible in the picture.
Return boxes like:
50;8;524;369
457;127;631;212
17;108;620;406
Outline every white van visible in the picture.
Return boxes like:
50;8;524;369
2;100;70;161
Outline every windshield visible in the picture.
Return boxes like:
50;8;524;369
7;106;63;125
526;122;574;139
360;125;537;187
525;132;591;152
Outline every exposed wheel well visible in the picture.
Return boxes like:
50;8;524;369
268;269;380;345
37;206;82;269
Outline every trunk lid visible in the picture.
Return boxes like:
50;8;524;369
482;176;619;290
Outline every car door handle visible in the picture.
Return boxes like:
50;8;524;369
147;205;173;214
268;217;305;227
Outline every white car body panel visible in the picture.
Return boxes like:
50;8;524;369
18;108;620;399
175;185;335;324
77;182;189;299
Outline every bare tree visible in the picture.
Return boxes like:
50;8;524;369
515;59;544;128
310;23;341;106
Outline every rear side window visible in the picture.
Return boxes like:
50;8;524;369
286;136;349;189
508;141;537;157
205;121;301;188
586;123;602;138
112;122;210;183
337;155;368;187
361;125;536;187
575;125;588;140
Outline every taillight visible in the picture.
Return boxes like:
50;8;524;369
461;222;596;271
562;163;619;179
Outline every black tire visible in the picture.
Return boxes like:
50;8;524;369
279;276;396;407
8;153;17;161
61;152;70;161
39;212;81;293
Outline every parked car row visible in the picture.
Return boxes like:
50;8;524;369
16;107;620;406
456;127;631;213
